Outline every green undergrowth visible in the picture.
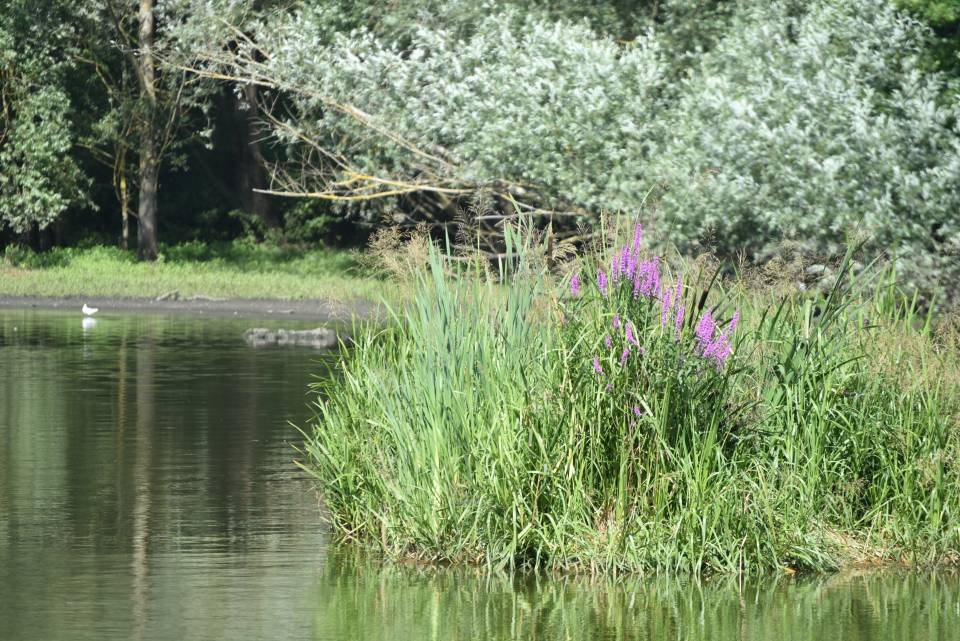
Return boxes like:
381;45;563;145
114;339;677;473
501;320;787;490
301;224;960;576
0;241;390;302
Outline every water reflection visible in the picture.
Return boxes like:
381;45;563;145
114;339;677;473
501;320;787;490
0;310;330;640
0;310;958;641
309;558;960;640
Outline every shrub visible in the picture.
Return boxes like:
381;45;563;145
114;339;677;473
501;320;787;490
651;0;960;304
250;6;665;215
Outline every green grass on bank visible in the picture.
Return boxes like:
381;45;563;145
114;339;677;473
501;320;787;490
301;224;960;577
0;241;391;302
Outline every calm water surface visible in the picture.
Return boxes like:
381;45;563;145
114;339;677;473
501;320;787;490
1;309;958;640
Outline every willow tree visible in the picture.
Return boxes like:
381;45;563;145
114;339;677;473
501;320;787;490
208;0;958;303
196;1;668;232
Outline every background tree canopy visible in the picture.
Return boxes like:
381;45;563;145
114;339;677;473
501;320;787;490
0;0;957;300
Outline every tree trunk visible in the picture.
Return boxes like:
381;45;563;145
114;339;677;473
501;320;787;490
234;82;277;229
136;0;159;261
137;144;158;260
119;150;130;250
237;0;275;230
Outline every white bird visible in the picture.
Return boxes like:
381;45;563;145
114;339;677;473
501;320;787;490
82;303;99;316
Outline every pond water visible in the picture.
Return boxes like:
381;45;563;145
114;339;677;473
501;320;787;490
1;309;958;641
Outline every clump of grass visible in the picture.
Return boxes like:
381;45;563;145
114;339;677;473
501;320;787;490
301;222;960;575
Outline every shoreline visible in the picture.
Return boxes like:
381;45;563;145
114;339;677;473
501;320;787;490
0;294;383;322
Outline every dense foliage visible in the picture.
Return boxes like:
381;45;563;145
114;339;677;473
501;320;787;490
0;1;88;233
231;0;959;303
652;0;960;299
0;0;957;301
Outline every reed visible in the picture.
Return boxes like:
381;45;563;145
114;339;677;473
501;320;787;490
301;223;960;575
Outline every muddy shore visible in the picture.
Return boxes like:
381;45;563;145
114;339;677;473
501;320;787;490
0;295;382;322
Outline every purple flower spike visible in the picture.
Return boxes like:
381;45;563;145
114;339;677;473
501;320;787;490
570;273;581;297
632;406;643;417
695;310;717;350
604;334;613;349
613;314;621;330
626;322;639;347
703;337;733;371
661;290;671;327
632;257;662;299
593;356;604;375
671;276;684;339
597;270;608;298
694;308;739;370
620;346;631;366
630;223;643;258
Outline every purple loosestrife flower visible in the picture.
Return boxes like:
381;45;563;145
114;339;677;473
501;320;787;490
694;308;740;370
630;223;643;258
613;314;621;330
604;334;613;349
714;310;741;369
729;310;740;333
618;247;630;279
570;273;581;297
703;337;732;371
661;290;672;327
626;254;637;280
620;346;631;366
632;406;643;417
626;322;640;347
633;257;661;299
671;276;684;340
597;270;608;298
593;356;604;375
695;310;717;350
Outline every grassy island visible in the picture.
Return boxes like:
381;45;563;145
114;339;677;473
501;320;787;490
302;224;960;576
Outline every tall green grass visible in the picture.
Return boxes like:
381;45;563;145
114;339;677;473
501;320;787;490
301;224;960;575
